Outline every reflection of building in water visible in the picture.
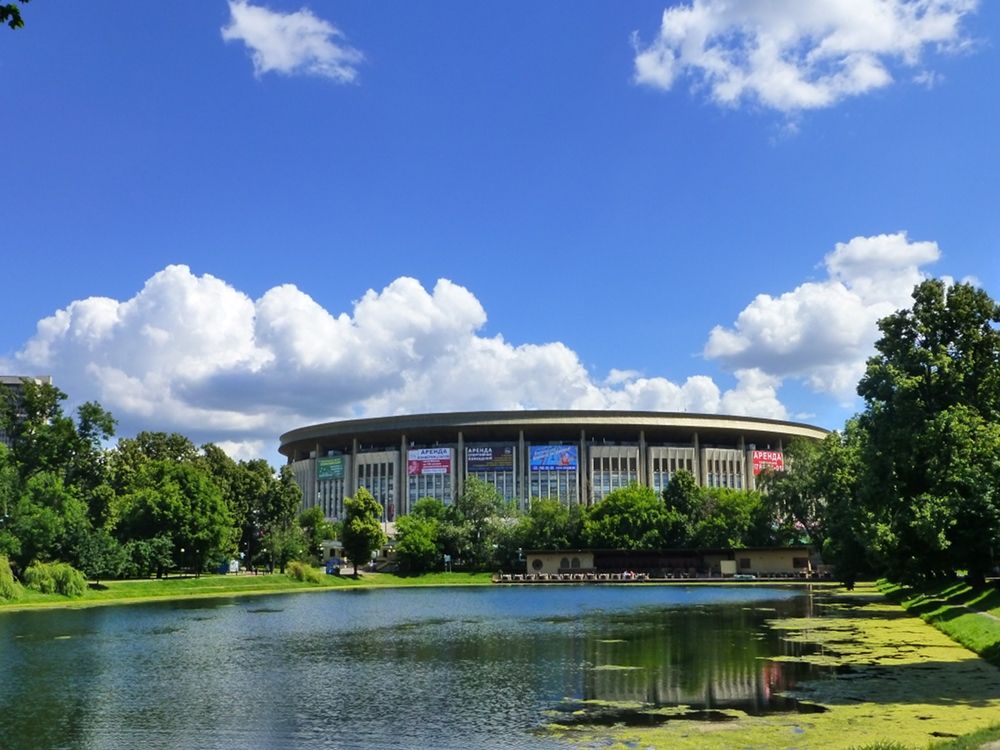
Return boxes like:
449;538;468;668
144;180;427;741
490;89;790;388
585;657;807;713
581;605;818;713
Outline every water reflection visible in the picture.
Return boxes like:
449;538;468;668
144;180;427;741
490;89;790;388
0;585;822;749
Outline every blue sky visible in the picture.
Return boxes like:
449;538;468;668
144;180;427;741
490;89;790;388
2;1;997;460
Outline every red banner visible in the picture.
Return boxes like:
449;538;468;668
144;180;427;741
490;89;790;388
752;450;785;475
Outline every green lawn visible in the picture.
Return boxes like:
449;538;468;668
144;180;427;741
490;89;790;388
0;569;494;610
879;578;1000;668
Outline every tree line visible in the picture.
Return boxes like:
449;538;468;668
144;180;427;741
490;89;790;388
0;381;326;588
379;472;796;574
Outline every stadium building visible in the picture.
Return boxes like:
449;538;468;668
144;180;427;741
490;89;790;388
279;411;828;522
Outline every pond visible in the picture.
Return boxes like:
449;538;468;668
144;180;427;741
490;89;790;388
0;585;823;749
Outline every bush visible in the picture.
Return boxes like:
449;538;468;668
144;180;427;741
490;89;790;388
286;560;322;584
24;562;87;598
0;554;23;601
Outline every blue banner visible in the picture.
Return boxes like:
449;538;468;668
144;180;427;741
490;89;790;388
529;445;577;471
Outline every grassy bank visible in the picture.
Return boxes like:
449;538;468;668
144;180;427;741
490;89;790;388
0;569;494;611
879;579;1000;668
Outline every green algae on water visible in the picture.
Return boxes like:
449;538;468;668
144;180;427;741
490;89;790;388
548;585;1000;750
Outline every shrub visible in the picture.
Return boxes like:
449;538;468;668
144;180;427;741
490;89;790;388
286;560;322;584
0;555;22;601
24;562;87;598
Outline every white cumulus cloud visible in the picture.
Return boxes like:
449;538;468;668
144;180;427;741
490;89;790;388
633;0;978;112
222;0;363;82
8;265;789;456
704;232;941;400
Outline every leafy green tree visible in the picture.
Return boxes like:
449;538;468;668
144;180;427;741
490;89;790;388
1;1;27;30
856;279;1000;583
298;506;337;563
583;484;684;549
661;470;700;546
341;487;386;575
394;513;440;572
411;496;447;521
763;429;868;581
5;472;88;571
687;487;767;549
0;381;115;490
122;534;174;578
117;460;234;574
517;497;576;551
261;524;307;573
75;527;125;583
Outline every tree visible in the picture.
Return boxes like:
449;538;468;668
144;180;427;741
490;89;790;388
1;1;27;30
298;506;337;563
117;460;234;574
687;487;769;549
4;472;89;572
762;429;869;581
394;513;440;572
856;280;1000;583
583;484;684;550
341;487;386;575
451;477;508;569
516;498;576;551
0;381;115;490
662;470;700;546
76;527;125;584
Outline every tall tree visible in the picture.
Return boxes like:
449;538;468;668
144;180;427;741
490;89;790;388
856;279;1000;583
451;477;507;569
341;487;386;575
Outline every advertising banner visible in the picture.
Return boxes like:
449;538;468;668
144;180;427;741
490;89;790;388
752;450;785;475
466;445;514;472
317;456;345;481
529;445;577;472
407;447;453;476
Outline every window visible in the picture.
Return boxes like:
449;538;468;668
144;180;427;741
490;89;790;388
571;557;581;569
560;557;569;570
739;558;751;570
793;557;809;569
532;559;543;571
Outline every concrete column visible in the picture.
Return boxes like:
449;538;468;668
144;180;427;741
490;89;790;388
350;438;358;496
314;442;322;512
638;430;647;487
693;432;702;486
400;434;407;514
579;429;587;506
739;435;749;491
519;430;526;508
456;431;465;501
393;440;401;520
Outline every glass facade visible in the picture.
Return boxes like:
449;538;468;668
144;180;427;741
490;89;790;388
703;447;745;490
589;446;640;503
465;444;519;507
355;451;398;520
648;446;697;496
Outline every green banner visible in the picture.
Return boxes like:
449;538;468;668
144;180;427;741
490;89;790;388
317;456;345;480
